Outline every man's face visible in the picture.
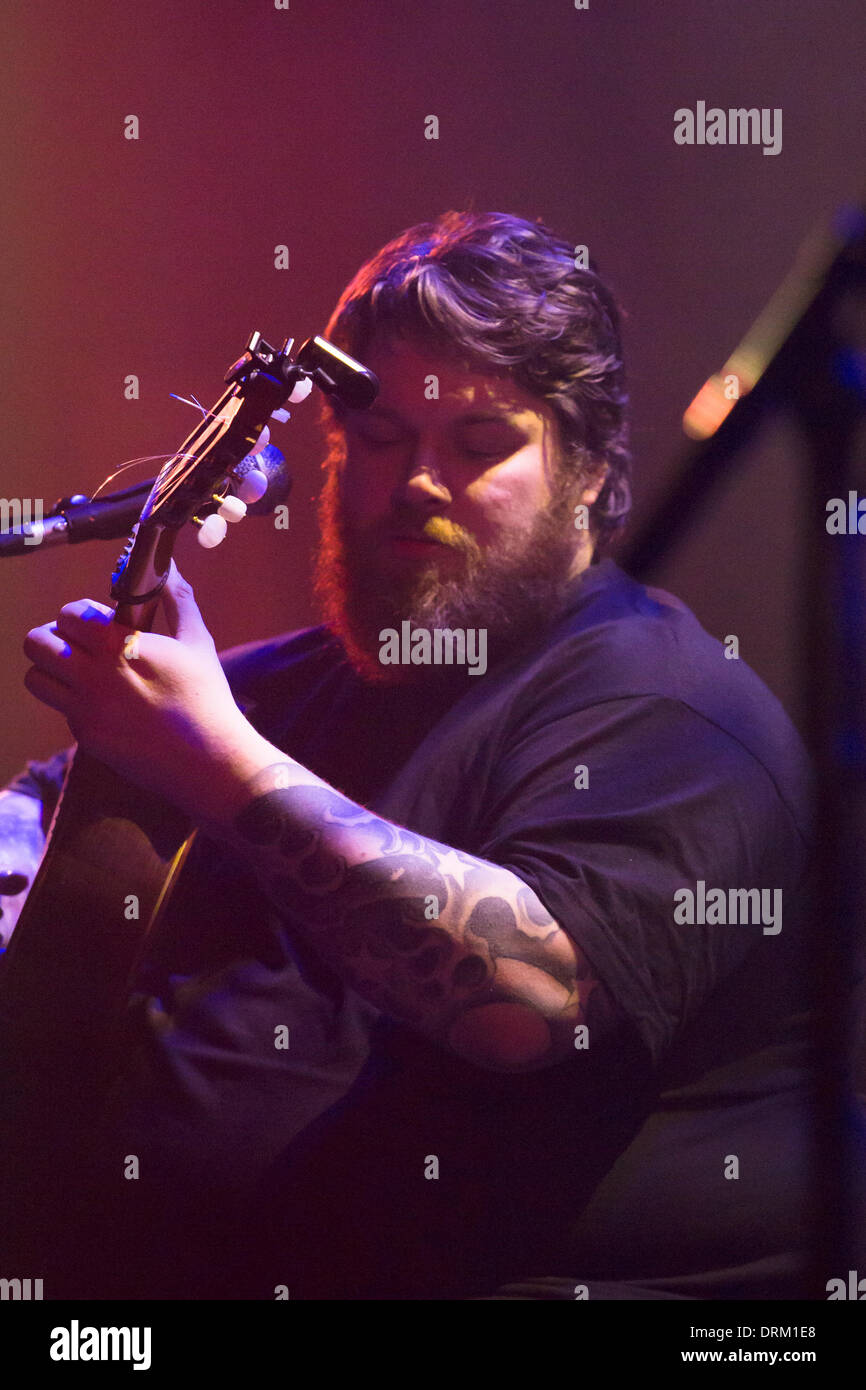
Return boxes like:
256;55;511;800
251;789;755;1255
314;334;603;683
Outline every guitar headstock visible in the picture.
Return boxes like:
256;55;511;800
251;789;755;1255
109;332;377;622
138;334;305;529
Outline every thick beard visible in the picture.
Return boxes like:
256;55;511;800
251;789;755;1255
313;467;582;686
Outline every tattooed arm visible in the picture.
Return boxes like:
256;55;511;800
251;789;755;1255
0;790;46;948
207;758;622;1074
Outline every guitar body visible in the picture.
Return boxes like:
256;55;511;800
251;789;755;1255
0;746;194;1057
0;750;195;1271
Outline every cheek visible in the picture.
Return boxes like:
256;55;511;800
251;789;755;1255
339;453;391;517
463;456;551;533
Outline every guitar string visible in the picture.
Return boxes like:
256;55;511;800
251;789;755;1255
88;393;226;501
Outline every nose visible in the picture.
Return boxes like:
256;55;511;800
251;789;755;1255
391;441;452;509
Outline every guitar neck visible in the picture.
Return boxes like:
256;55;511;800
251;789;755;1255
111;516;178;629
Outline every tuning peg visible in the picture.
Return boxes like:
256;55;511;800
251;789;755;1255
195;514;228;548
270;407;291;424
250;424;270;454
236;468;268;504
217;495;247;523
288;377;313;404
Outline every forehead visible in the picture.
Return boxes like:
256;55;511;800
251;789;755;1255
360;333;551;421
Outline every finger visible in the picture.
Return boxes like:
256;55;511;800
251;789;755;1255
23;663;75;714
161;561;211;646
55;600;127;657
22;624;79;686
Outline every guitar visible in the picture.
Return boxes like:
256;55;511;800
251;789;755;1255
0;332;377;1266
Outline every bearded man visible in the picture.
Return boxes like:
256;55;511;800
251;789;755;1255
1;211;827;1300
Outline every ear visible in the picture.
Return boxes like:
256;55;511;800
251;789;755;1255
580;459;609;507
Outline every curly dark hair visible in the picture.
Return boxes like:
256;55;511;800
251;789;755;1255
318;209;632;553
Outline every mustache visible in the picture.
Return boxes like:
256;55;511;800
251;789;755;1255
422;515;471;549
350;514;480;556
380;512;479;553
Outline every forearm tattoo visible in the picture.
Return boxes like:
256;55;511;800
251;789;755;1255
230;769;619;1070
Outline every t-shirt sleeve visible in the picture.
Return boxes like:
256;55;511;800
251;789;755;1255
473;680;807;1069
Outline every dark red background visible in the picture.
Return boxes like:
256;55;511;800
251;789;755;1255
1;0;864;781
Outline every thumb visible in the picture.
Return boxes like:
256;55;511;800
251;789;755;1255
160;561;210;644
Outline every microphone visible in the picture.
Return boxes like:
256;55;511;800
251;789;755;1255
0;445;291;556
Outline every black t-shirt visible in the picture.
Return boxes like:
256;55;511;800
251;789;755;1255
5;558;846;1300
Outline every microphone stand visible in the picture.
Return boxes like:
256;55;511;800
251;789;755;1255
0;446;291;555
621;200;866;1298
